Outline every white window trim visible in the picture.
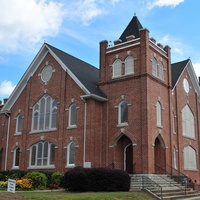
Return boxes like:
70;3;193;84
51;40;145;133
67;104;77;129
125;56;134;75
182;105;195;139
112;59;122;78
29;141;55;168
12;147;20;170
183;146;197;171
66;142;76;168
15;113;22;135
117;100;129;126
156;101;162;127
31;95;57;132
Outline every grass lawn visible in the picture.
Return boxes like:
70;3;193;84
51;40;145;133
16;191;152;200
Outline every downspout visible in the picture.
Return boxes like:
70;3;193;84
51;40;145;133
5;112;11;171
81;97;87;167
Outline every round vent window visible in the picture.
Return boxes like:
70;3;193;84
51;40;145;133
183;78;189;94
41;65;53;83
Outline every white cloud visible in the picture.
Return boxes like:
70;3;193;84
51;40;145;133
193;63;200;78
66;0;108;26
147;0;184;10
0;0;64;52
0;80;16;97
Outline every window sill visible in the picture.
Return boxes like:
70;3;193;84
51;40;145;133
65;165;75;169
67;125;77;130
30;128;57;134
156;125;163;129
117;123;128;128
182;135;196;140
12;166;19;170
28;165;55;170
14;133;22;136
112;73;134;79
184;168;198;171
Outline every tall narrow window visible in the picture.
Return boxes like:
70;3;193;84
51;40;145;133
156;101;162;127
183;146;197;170
15;113;22;134
152;57;157;77
68;104;77;128
29;141;55;169
31;94;57;132
13;147;20;169
174;147;177;169
118;101;128;125
67;142;76;167
172;112;176;134
113;59;122;77
182;105;195;138
158;62;164;80
125;56;134;75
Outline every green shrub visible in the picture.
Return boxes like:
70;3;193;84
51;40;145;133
24;172;47;190
0;181;8;188
51;172;63;186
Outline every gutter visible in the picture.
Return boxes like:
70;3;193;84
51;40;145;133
80;94;107;102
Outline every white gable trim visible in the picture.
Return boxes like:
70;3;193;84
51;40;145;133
1;44;49;113
187;60;200;98
1;43;93;113
172;60;200;99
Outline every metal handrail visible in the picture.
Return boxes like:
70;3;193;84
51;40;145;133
154;164;188;196
142;176;163;199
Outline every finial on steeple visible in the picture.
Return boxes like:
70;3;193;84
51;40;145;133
134;12;136;16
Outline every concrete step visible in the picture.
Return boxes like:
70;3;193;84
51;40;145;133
130;174;199;200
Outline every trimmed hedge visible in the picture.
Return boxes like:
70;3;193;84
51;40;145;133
64;167;130;192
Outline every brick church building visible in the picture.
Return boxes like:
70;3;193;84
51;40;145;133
0;16;200;185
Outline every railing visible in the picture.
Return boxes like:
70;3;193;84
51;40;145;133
154;164;188;196
142;176;163;199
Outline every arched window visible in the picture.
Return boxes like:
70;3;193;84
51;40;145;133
182;105;195;138
152;57;157;77
125;56;134;75
15;113;22;134
68;104;77;128
29;141;55;168
113;59;122;78
13;147;20;169
32;94;57;132
67;142;76;167
158;62;164;80
118;101;128;125
156;101;162;127
183;146;197;170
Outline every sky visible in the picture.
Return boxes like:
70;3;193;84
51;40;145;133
0;0;200;102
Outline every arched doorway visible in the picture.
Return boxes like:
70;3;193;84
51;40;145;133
115;135;133;173
124;143;133;173
154;136;166;174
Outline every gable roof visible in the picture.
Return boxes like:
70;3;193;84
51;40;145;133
1;43;107;113
119;15;143;42
171;59;200;98
46;44;106;98
171;59;189;87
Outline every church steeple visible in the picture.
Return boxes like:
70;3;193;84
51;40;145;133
119;15;143;42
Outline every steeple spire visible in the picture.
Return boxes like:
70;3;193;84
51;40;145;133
119;16;143;42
